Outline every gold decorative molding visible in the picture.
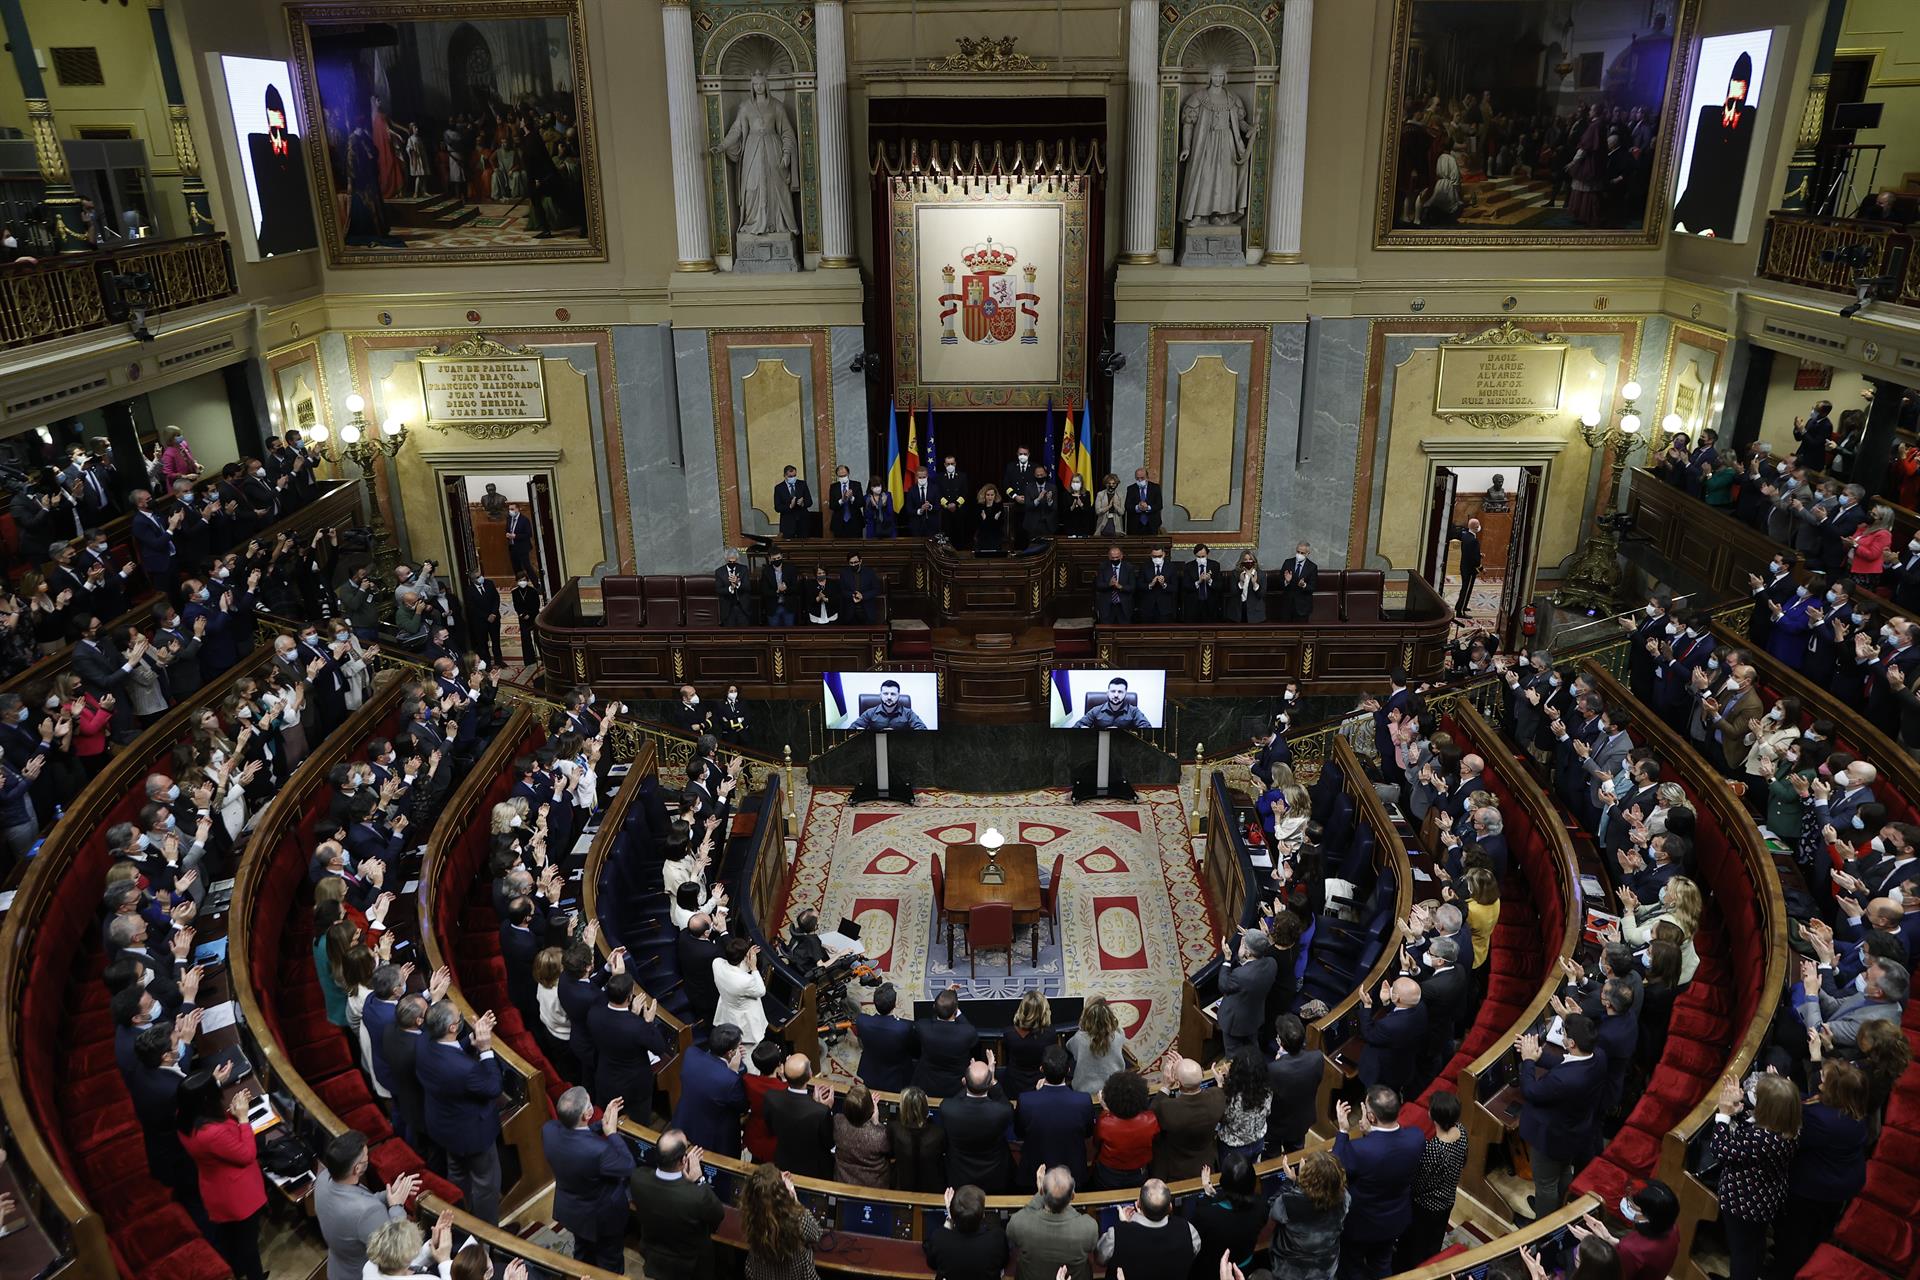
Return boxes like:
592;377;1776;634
925;35;1049;74
25;102;71;184
1432;320;1571;430
413;333;550;439
167;104;202;176
1441;319;1570;348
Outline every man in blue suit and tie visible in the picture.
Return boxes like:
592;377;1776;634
1334;1086;1426;1280
504;503;536;578
853;983;916;1092
1357;977;1428;1095
671;1023;749;1158
129;489;178;585
1366;671;1413;792
1015;1046;1096;1187
1517;1014;1609;1219
416;1001;504;1224
542;1086;635;1271
773;465;813;538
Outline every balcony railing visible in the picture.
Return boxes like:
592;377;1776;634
1757;210;1920;309
0;233;238;351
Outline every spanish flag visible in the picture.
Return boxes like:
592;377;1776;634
904;403;921;485
1061;399;1095;490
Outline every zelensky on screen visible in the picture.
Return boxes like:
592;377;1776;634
1049;669;1167;730
823;672;940;732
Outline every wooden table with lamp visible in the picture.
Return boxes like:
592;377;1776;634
941;837;1042;968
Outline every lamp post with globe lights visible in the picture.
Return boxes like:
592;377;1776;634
320;392;410;594
1554;379;1648;615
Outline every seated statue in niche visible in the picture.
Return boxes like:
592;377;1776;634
711;70;799;237
1178;65;1256;227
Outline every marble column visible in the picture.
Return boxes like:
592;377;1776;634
661;0;716;271
1119;0;1159;264
147;1;214;236
0;0;87;250
1266;0;1312;260
815;0;855;267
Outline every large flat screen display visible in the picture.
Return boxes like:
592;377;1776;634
219;54;318;258
1670;29;1777;242
1049;669;1167;730
823;672;939;731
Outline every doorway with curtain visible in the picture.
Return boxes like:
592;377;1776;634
1422;464;1545;647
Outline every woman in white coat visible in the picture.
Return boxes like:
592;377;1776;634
713;934;769;1048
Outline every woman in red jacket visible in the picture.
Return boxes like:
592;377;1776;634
177;1070;267;1280
55;674;111;777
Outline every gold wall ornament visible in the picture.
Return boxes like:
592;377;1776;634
167;104;202;176
926;35;1049;74
25;102;71;183
1200;642;1214;679
1433;321;1569;430
415;334;550;438
1301;643;1313;678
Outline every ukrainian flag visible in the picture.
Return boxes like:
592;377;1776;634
886;400;905;510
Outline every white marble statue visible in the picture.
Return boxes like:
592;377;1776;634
710;71;799;236
1178;65;1257;227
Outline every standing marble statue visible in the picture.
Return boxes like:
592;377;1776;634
1178;65;1256;226
711;71;799;236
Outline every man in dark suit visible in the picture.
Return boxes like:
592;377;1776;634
671;1024;748;1157
854;983;916;1092
542;1087;635;1271
1795;399;1835;468
934;456;972;545
1623;592;1672;704
942;1061;1015;1193
1333;1086;1427;1279
383;996;433;1161
630;1129;725;1280
1003;447;1042;548
416;1001;504;1223
504;504;536;577
1279;542;1318;622
904;468;942;537
1016;1045;1095;1186
1217;929;1278;1055
1356;977;1428;1094
1367;671;1412;790
773;465;813;538
1452;518;1483;616
759;550;796;627
765;1053;836;1179
558;945;605;1091
464;570;504;665
587;974;667;1122
499;895;556;1027
837;552;883;625
1411;937;1469;1080
127;1026;202;1200
923;1185;1011;1280
1266;1014;1325;1153
1126;467;1162;535
129;490;177;583
1180;544;1220;622
1517;1015;1609;1219
1591;980;1639;1116
1138;546;1177;624
1095;545;1137;624
826;465;863;539
912;988;983;1097
1820;486;1869;577
1247;725;1293;790
675;914;724;1026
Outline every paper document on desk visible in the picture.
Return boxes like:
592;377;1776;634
199;1001;241;1033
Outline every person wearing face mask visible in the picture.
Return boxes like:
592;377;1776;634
669;685;710;737
1002;446;1039;549
1699;663;1764;774
150;598;205;697
772;464;813;538
1062;471;1094;538
464;567;504;665
1620;592;1671;703
933;455;972;545
1746;555;1798;647
828;465;862;539
510;572;544;659
1091;471;1125;537
862;477;897;540
804;565;840;625
1794;398;1836;468
904;464;941;538
1739;695;1801;819
238;454;282;530
838;552;883;624
1815;484;1869;577
715;686;751;746
973;483;1008;554
1651;608;1714;733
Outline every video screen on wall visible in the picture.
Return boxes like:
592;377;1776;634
219;54;318;259
1670;29;1776;242
823;672;939;732
1049;669;1167;730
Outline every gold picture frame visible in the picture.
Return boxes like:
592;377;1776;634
1374;0;1702;249
286;0;605;267
887;170;1090;411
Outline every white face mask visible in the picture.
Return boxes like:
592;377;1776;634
1767;707;1784;721
509;815;521;828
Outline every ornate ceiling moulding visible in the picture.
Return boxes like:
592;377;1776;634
924;35;1049;74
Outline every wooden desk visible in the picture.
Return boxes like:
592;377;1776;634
942;843;1041;966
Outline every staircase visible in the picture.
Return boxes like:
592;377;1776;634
385;193;481;231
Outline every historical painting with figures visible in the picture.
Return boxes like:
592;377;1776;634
1376;0;1700;248
287;0;604;266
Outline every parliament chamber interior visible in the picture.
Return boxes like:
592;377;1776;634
4;0;1920;1277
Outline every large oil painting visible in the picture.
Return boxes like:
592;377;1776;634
1377;0;1701;248
287;0;604;266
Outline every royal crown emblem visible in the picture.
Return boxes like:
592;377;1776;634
938;238;1041;347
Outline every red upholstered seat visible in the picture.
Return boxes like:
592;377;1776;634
368;1139;463;1206
1569;1155;1635;1206
59;1071;127;1113
1795;1243;1894;1280
137;1241;235;1280
296;1032;356;1079
1603;1124;1663;1175
1884;1088;1920;1136
1872;1119;1920;1171
1667;1006;1732;1042
315;1070;375;1115
115;1204;207;1274
69;1101;140;1155
1661;1037;1725;1078
1833;1199;1920;1272
339;1103;396;1145
1860;1160;1920;1215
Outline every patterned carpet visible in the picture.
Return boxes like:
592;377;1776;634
784;788;1216;1067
